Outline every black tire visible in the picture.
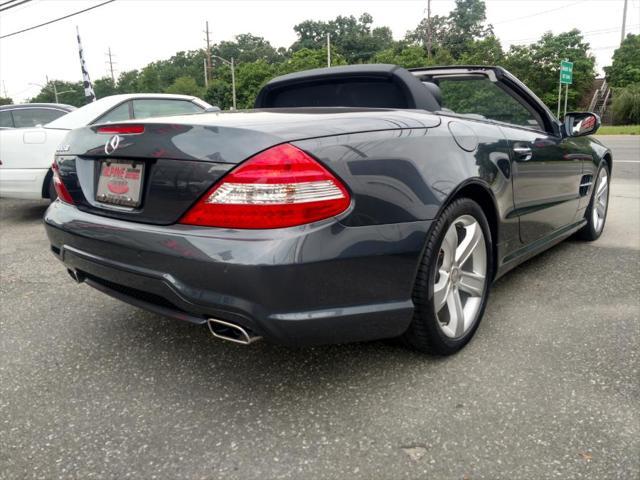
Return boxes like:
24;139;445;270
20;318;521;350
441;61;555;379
402;198;493;355
48;177;58;203
576;162;610;241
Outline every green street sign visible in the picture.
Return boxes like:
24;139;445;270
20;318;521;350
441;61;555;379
560;60;573;85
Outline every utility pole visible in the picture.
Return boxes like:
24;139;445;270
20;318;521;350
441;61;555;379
212;54;236;110
426;0;432;61
203;58;208;88
230;57;236;110
204;21;213;85
46;75;59;103
621;0;628;43
557;75;562;119
327;32;331;67
2;81;7;98
106;47;116;84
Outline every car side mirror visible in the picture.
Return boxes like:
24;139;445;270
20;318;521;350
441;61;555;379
563;112;600;137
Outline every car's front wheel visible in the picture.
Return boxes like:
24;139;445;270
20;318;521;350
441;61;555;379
403;198;493;355
577;162;610;241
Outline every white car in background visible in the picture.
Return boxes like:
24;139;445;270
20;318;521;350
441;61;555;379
0;94;213;200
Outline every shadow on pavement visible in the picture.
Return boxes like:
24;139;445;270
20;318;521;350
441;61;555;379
70;237;584;401
0;199;49;223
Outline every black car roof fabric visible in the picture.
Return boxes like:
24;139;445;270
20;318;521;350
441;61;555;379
255;64;441;111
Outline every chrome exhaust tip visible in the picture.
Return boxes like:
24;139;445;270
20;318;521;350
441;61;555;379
207;318;261;345
67;269;85;284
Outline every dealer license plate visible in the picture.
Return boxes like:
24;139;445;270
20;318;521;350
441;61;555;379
96;160;144;207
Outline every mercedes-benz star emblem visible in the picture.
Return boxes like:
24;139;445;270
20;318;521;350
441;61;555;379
104;135;121;155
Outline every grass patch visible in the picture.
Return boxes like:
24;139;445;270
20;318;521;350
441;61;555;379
596;125;640;135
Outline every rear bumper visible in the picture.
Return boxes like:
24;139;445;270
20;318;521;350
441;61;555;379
44;200;432;346
0;168;48;199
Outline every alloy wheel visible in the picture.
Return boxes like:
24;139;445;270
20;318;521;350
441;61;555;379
433;215;487;339
592;168;609;234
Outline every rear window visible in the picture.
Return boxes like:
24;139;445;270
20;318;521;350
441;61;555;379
0;110;13;128
11;108;67;128
95;102;131;123
132;99;203;119
262;79;409;109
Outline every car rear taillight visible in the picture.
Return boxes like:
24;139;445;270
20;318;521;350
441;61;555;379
179;144;351;229
51;160;74;204
96;124;144;134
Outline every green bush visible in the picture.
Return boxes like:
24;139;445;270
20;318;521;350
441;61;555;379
612;84;640;125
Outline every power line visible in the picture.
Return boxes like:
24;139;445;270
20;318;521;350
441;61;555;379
494;0;585;25
505;23;640;45
0;0;21;8
0;0;115;39
0;0;32;12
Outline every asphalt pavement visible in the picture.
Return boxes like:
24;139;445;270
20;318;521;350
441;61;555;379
1;135;638;479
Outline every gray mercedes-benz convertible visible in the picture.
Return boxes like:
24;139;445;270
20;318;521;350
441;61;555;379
44;64;611;354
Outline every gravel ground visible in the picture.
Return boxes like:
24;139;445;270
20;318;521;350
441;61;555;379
1;136;638;479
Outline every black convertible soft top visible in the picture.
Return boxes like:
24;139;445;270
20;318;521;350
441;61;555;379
255;64;441;111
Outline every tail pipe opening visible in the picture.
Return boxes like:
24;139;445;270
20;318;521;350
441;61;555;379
207;318;262;345
67;269;85;284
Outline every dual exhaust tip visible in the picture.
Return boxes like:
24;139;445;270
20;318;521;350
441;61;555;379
207;318;262;345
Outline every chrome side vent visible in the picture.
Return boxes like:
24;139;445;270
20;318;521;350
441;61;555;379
579;175;593;197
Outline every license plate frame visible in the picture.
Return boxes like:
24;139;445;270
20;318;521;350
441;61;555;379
96;159;145;208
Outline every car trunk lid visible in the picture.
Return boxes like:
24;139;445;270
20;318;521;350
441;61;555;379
56;109;440;225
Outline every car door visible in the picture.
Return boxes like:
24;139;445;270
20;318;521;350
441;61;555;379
434;74;583;244
499;124;583;244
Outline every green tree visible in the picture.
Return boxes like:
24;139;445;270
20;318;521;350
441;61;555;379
235;60;277;108
458;36;503;65
612;84;640;124
404;15;449;50
215;34;281;64
604;34;640;88
444;0;493;58
157;50;207;89
278;48;347;75
205;79;231;110
29;80;85;107
373;44;430;68
116;70;140;94
292;13;393;63
405;0;493;59
137;63;163;93
504;29;596;113
94;77;118;98
203;60;275;110
0;97;12;105
165;76;205;98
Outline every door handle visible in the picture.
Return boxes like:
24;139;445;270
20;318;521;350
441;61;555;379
513;146;532;161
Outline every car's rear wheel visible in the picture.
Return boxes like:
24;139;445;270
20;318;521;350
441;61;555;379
47;176;58;203
577;162;610;241
403;198;493;355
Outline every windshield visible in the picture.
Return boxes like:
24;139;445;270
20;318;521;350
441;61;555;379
45;96;133;130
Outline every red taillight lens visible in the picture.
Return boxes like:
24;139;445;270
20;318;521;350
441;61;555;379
96;124;144;135
51;160;74;204
179;144;351;229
